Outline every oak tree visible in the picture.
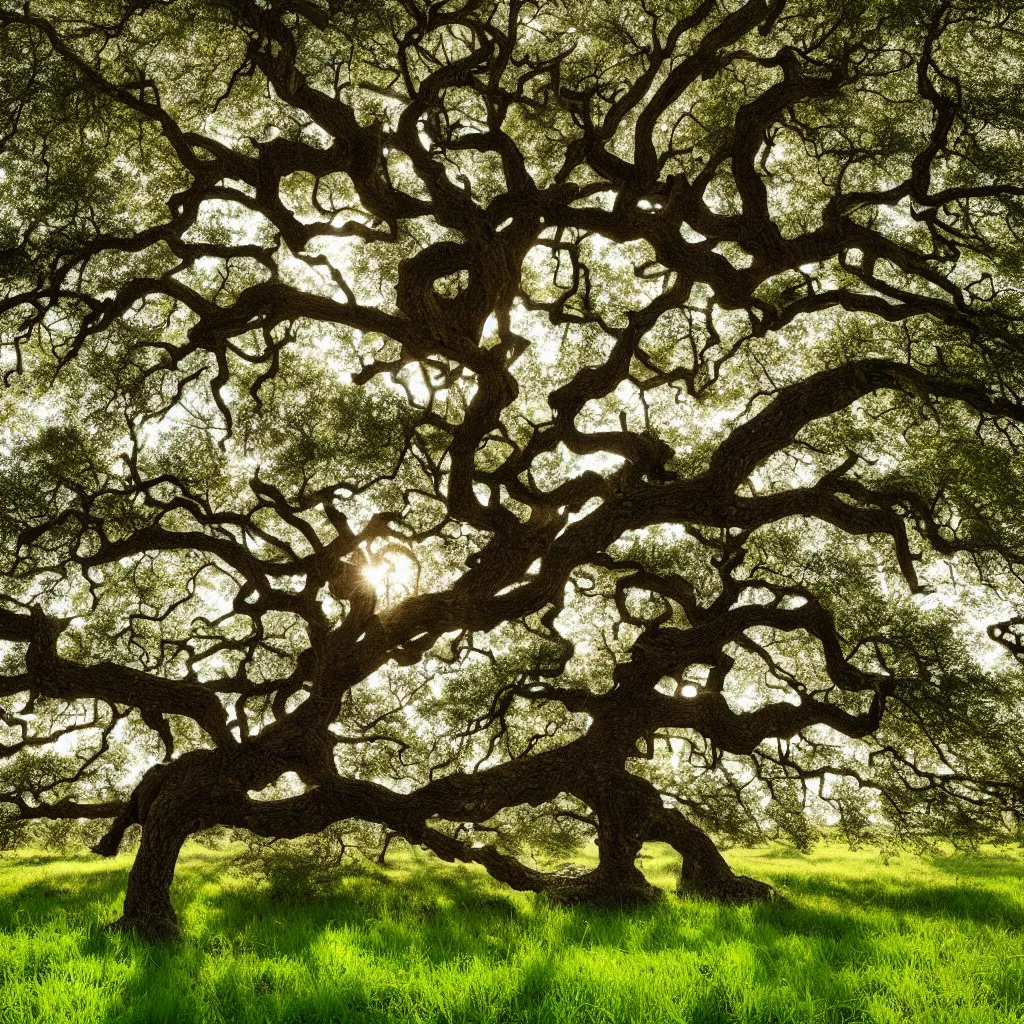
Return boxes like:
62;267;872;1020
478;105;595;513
2;0;1024;939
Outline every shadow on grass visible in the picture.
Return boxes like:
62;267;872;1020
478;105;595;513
926;849;1024;882
768;872;1024;927
2;848;1023;1023
6;847;1024;949
1;858;126;920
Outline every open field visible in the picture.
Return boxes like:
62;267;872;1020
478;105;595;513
1;843;1022;1024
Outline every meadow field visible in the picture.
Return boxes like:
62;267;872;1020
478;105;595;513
1;842;1022;1024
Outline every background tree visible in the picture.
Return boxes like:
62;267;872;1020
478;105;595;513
2;0;1024;940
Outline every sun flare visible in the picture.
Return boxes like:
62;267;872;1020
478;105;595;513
363;554;416;596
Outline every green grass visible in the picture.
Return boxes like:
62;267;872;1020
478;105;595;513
1;842;1023;1024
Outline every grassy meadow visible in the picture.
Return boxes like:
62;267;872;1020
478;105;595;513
1;841;1022;1024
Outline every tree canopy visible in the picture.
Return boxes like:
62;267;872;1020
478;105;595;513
2;0;1024;939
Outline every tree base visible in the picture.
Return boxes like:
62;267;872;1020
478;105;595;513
107;913;181;942
546;866;664;909
677;872;773;905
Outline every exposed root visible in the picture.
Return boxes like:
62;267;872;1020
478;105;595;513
545;865;664;909
677;871;774;905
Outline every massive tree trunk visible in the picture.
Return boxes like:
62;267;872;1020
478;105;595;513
548;791;663;908
578;772;664;907
110;815;191;941
103;755;220;939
